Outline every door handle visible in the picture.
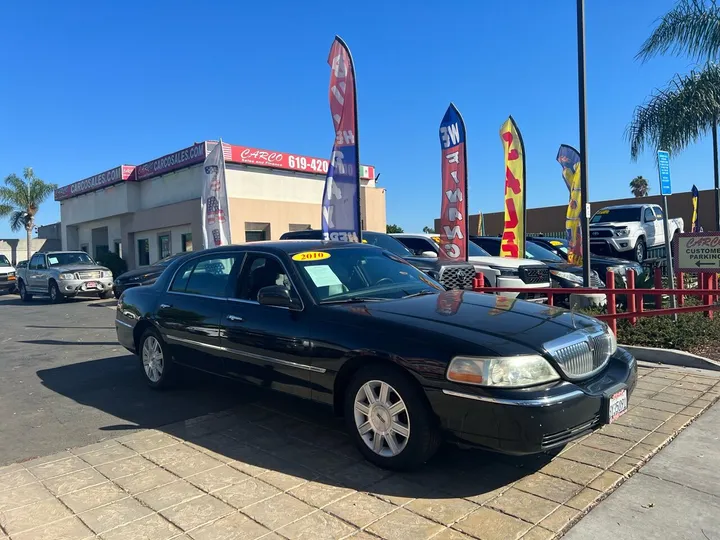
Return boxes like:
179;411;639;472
160;303;172;309
226;315;244;322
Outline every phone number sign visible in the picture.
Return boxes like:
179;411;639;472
674;232;720;272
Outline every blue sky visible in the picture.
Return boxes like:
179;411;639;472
0;0;712;237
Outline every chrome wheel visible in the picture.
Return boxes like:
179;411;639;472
142;336;164;383
354;380;410;457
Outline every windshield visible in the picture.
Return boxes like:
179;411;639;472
361;232;414;258
292;247;443;303
428;235;490;257
523;242;564;262
591;208;641;224
0;255;10;266
47;253;95;267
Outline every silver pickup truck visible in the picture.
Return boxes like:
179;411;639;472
16;251;114;303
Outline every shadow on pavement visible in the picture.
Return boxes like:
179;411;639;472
20;339;121;346
37;356;550;500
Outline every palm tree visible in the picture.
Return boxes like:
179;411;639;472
628;1;720;223
422;226;435;233
630;176;651;197
0;168;57;261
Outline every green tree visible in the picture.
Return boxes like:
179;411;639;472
0;168;57;261
629;175;651;197
422;226;435;233
628;1;720;163
386;224;404;233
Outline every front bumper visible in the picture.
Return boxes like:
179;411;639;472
426;347;637;455
496;277;550;301
590;237;634;254
0;279;16;291
58;277;114;296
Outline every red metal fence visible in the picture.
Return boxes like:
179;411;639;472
472;268;720;336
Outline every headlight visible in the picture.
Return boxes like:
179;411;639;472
496;268;519;277
550;270;583;284
614;228;630;237
58;273;75;280
447;355;560;388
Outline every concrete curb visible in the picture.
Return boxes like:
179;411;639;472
620;344;720;371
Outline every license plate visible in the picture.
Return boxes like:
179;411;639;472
607;389;628;423
85;281;97;289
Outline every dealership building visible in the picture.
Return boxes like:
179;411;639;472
57;141;385;269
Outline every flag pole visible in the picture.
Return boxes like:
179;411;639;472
577;0;592;287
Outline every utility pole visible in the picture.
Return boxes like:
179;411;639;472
577;0;592;286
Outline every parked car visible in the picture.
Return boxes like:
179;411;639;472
113;253;187;298
391;233;549;301
589;204;684;263
529;237;644;285
279;230;477;291
116;240;637;470
16;251;114;303
470;236;604;306
0;254;17;294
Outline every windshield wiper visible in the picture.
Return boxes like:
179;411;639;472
320;297;389;305
402;290;438;299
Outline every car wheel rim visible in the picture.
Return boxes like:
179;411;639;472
142;336;164;383
637;245;643;262
50;287;56;300
354;380;410;458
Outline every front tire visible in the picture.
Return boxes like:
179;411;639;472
344;364;441;471
19;281;32;302
139;328;174;390
49;280;64;304
634;238;646;264
98;291;112;299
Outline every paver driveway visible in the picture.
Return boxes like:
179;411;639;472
0;353;718;539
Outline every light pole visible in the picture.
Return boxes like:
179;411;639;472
577;0;592;287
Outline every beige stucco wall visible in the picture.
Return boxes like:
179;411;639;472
59;164;387;269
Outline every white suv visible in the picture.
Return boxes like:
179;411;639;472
391;233;550;301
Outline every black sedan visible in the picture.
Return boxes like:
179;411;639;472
113;253;187;298
529;237;644;286
115;241;636;470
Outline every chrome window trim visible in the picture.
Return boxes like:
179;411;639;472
442;388;584;407
165;334;324;373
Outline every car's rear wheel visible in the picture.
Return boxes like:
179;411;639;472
344;364;440;471
139;328;174;389
19;281;32;302
49;281;64;304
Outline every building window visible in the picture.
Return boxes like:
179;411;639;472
181;233;193;252
137;239;150;266
113;241;122;258
80;245;88;253
245;222;270;242
289;224;312;232
158;233;171;259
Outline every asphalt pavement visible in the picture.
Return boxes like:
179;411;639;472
0;293;255;466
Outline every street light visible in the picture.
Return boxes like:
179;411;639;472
577;0;592;287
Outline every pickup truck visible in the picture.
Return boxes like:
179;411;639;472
589;204;684;263
16;251;114;303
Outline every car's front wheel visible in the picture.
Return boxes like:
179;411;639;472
139;328;174;389
344;364;441;471
19;281;32;302
98;291;112;299
49;281;64;304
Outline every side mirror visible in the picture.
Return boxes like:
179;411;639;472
421;251;438;258
258;285;297;309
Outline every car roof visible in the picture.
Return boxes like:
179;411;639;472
598;204;647;210
391;233;435;238
193;240;377;256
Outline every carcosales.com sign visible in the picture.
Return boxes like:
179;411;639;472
54;165;136;201
135;142;207;181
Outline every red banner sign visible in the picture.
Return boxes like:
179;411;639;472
55;165;136;201
228;144;375;180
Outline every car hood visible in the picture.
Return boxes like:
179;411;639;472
468;256;545;269
52;264;110;273
0;264;15;271
590;221;634;229
335;291;599;356
544;262;583;274
117;266;163;281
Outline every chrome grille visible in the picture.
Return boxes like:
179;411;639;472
520;266;549;284
78;271;102;279
438;264;475;290
590;229;612;238
544;326;615;379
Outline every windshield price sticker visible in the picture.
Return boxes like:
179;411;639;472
292;251;331;262
596;209;610;215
